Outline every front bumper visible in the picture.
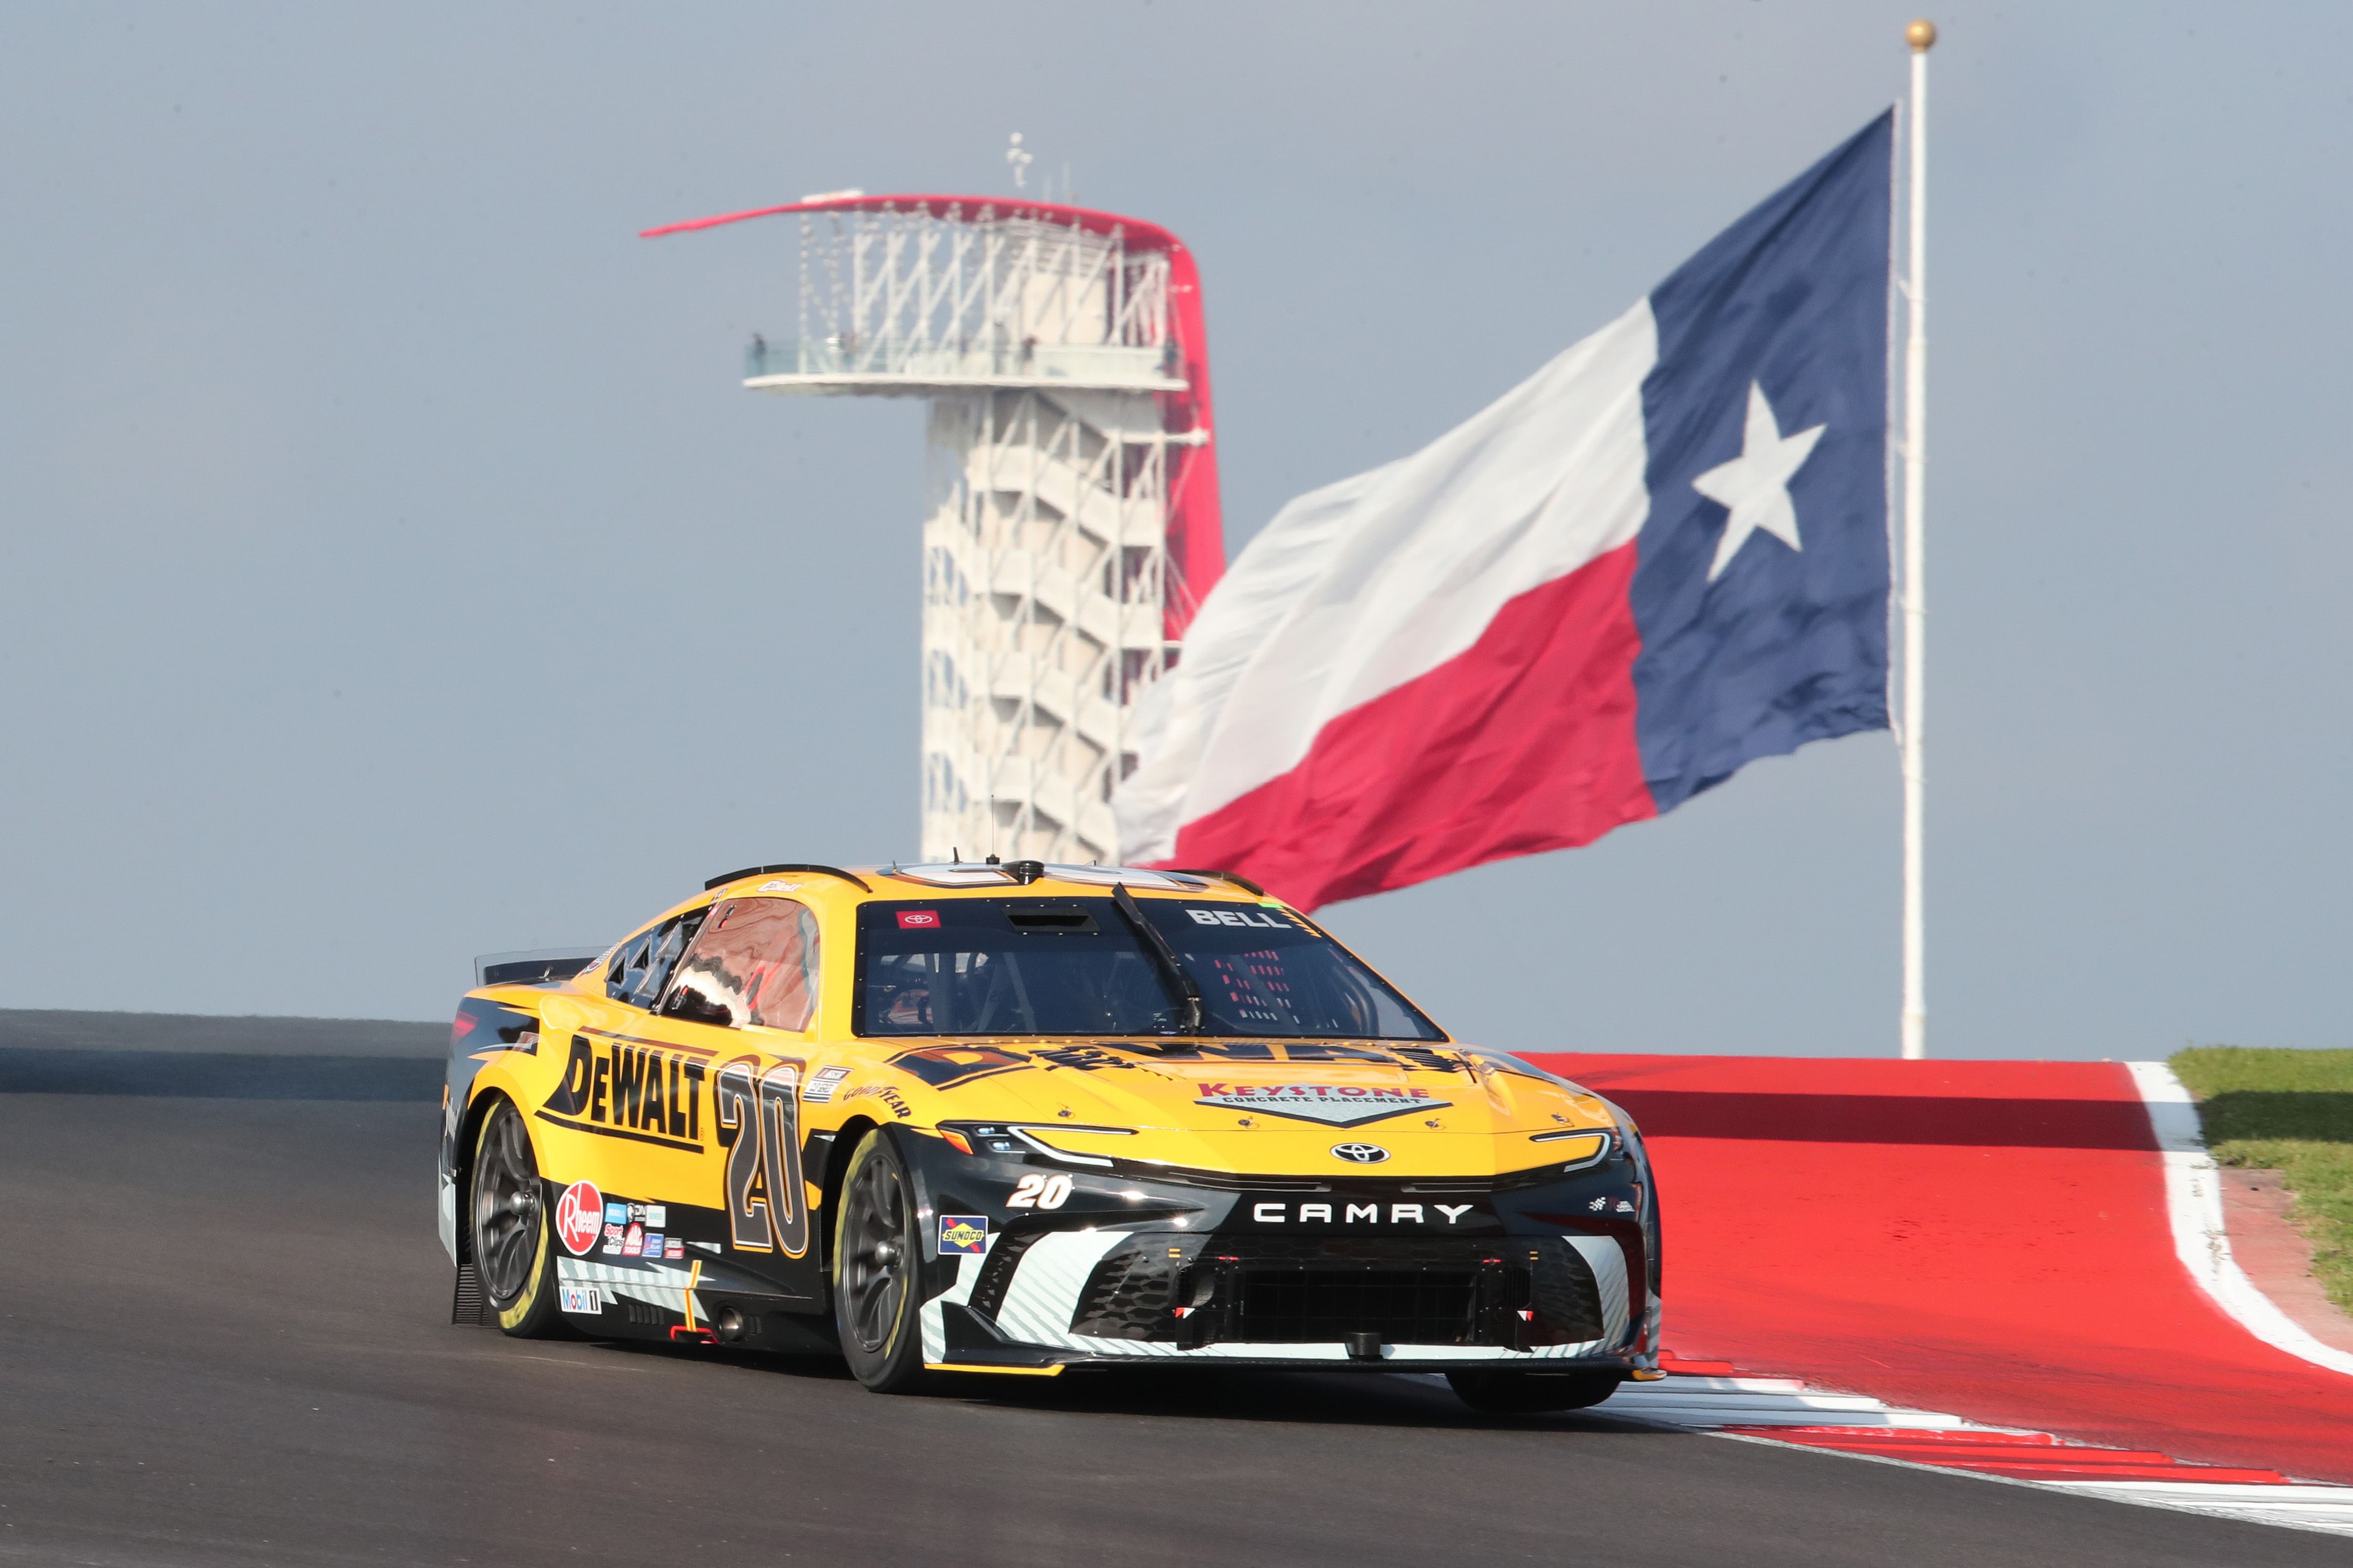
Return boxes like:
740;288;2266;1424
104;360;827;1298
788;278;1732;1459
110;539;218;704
900;1130;1663;1372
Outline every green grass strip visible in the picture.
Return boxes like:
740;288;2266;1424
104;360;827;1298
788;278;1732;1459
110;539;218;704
2169;1046;2353;1316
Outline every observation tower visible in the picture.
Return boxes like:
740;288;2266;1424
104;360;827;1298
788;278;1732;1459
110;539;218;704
644;194;1225;864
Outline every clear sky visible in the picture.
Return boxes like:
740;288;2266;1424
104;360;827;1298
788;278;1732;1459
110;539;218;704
4;3;2346;1059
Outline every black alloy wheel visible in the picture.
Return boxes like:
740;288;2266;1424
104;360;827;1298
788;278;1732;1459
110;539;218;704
832;1130;931;1392
471;1099;559;1336
1447;1367;1625;1414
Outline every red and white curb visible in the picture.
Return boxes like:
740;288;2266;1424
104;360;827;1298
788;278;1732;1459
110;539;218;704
2127;1060;2353;1379
1592;1361;2353;1537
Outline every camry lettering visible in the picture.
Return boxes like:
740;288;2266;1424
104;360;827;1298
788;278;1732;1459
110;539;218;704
1249;1202;1484;1226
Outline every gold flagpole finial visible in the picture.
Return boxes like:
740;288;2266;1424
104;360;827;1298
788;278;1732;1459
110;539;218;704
1906;18;1938;52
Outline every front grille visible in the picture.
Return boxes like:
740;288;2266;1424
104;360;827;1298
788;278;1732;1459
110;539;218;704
1059;1233;1608;1348
1232;1261;1477;1345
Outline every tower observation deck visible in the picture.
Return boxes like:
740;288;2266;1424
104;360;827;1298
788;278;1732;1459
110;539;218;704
645;194;1225;863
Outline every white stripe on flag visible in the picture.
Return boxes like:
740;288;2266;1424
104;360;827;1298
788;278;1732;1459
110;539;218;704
1118;299;1659;862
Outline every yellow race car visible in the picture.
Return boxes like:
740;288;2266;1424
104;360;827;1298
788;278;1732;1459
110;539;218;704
438;861;1660;1412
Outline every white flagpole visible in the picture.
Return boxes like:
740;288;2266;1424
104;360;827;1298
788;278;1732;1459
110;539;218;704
1901;19;1935;1060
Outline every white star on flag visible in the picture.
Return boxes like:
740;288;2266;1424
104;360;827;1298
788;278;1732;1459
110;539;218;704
1691;381;1826;581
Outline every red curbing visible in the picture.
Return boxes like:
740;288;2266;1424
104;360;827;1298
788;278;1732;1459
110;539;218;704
1532;1053;2353;1485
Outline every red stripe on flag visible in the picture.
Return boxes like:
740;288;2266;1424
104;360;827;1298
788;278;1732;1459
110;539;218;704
1168;543;1655;909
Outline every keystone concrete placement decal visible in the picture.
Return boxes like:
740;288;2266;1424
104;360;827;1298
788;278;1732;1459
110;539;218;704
1192;1082;1450;1128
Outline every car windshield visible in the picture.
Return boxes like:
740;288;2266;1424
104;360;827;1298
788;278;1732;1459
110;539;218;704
854;896;1443;1040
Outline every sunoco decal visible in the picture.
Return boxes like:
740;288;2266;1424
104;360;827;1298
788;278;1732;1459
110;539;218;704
1193;1082;1449;1128
938;1215;989;1256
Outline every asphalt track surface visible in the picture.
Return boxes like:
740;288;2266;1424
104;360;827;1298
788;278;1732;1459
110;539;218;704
0;1029;2341;1566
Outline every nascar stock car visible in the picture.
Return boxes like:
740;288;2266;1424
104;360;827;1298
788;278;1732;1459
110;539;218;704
440;860;1661;1411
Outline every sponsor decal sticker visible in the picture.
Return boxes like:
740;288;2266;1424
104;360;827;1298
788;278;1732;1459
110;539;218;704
559;1284;601;1314
622;1222;645;1258
1330;1143;1390;1164
605;1201;628;1225
544;1034;708;1146
554;1180;605;1256
604;1223;624;1244
642;1233;665;1257
839;1082;915;1119
896;909;942;930
802;1064;853;1102
937;1215;989;1256
664;1239;685;1260
1194;1082;1451;1128
645;1205;666;1228
1183;906;1295;929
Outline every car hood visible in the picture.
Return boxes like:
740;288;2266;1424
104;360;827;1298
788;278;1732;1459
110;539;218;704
873;1039;1623;1176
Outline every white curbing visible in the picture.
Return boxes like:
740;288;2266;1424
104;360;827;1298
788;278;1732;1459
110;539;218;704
1584;1373;2353;1537
2124;1060;2353;1378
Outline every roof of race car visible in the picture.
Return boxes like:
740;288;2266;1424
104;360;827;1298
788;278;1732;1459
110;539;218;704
701;861;1269;905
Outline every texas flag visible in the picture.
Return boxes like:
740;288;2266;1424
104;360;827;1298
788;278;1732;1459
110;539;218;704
1119;113;1894;909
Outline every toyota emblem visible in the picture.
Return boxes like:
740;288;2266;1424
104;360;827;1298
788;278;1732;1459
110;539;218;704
1330;1143;1390;1164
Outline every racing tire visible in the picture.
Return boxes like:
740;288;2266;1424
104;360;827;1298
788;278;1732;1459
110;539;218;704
471;1099;562;1338
1447;1368;1625;1414
832;1129;932;1393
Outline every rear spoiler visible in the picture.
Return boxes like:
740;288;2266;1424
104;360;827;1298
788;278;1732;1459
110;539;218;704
473;949;605;987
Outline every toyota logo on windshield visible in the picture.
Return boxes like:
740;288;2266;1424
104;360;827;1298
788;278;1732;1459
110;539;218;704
1330;1143;1390;1164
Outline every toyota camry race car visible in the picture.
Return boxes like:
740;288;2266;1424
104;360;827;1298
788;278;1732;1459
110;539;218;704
440;861;1661;1411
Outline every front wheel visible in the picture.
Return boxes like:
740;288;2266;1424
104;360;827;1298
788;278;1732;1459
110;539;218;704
471;1099;560;1337
832;1130;932;1393
1447;1367;1624;1414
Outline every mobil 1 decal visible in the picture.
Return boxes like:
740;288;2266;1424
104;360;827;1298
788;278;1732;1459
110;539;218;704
542;1033;706;1150
714;1058;809;1258
1193;1082;1451;1128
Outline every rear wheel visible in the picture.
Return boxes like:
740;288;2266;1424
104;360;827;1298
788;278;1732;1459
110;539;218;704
471;1100;560;1337
1447;1368;1624;1414
832;1130;931;1393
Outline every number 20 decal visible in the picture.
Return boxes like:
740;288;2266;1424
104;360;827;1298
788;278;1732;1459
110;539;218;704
714;1059;809;1257
1006;1173;1073;1210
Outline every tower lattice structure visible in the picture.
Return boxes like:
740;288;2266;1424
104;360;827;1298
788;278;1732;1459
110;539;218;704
665;194;1224;864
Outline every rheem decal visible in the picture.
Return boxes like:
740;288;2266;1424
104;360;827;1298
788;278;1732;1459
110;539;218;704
553;1180;604;1256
